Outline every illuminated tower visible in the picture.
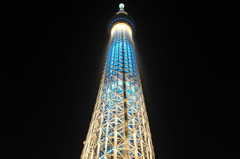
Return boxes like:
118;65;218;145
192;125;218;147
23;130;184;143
81;3;155;159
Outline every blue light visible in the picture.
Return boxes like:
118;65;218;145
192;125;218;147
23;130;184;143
108;17;135;31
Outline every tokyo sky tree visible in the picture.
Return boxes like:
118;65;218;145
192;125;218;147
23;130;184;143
81;3;155;159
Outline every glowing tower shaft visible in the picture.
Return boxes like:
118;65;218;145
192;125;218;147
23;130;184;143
81;4;155;159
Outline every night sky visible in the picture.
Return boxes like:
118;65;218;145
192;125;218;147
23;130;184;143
2;0;238;159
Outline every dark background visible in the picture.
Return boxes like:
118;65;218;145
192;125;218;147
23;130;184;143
2;0;238;159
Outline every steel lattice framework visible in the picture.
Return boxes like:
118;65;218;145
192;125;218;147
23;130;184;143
81;4;155;159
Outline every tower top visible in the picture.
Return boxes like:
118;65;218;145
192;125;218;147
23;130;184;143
107;3;136;36
119;3;124;11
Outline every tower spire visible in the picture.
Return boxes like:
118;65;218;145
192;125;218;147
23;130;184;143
119;3;125;11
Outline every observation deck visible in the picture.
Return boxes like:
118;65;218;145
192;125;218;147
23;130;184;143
107;3;136;36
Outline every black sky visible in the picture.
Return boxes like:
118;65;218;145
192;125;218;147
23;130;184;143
2;0;238;159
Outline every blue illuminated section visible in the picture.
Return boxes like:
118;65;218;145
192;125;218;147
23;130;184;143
98;25;142;158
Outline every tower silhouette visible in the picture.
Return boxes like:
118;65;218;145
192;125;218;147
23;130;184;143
81;3;155;159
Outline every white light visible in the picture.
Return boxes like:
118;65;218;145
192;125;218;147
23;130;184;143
111;23;132;36
119;3;124;11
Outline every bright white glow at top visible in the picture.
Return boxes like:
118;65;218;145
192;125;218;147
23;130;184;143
111;23;132;36
119;3;124;11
